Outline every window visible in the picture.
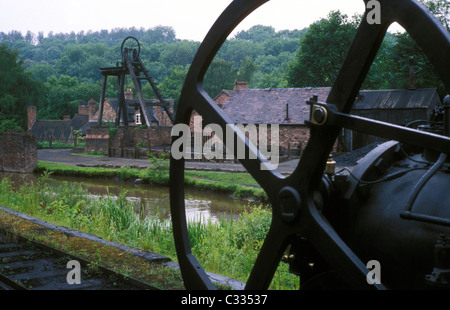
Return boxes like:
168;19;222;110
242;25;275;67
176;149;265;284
135;113;142;125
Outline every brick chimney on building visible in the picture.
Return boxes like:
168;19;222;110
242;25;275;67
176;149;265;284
125;87;134;99
78;102;89;115
27;104;36;130
234;81;248;90
87;97;97;116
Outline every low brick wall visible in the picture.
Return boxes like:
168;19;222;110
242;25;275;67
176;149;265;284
84;127;110;154
0;132;38;173
84;126;172;156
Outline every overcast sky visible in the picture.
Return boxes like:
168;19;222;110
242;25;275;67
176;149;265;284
0;0;373;41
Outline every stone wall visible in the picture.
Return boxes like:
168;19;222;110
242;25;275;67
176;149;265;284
0;133;38;173
84;126;172;156
84;124;312;158
84;127;110;154
279;125;309;156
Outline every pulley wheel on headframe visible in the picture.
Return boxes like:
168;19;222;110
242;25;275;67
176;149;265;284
170;0;450;290
121;36;141;61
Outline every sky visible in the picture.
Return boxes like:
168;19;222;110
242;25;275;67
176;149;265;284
0;0;374;42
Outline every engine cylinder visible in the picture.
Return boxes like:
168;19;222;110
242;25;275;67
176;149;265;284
343;142;450;289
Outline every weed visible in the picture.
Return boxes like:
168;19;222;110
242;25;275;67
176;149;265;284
0;174;297;289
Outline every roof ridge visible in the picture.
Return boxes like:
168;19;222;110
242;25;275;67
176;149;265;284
235;87;332;92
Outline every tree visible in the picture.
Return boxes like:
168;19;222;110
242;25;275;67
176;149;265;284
361;33;397;90
421;0;449;31
217;39;263;66
203;58;238;98
141;26;177;44
234;25;276;42
0;44;41;131
158;65;190;109
237;57;258;84
287;11;358;88
386;0;449;96
39;75;100;120
160;41;200;69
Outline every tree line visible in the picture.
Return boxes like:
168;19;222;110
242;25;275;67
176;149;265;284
0;0;448;133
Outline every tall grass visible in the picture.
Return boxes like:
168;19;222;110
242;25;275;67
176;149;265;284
0;174;298;290
36;160;269;202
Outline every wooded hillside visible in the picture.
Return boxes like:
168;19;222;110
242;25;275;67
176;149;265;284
0;1;447;132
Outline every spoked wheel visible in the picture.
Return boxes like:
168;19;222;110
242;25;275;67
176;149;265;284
170;0;450;290
121;36;140;61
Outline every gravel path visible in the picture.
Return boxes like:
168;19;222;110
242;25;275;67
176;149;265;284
38;149;301;174
38;145;379;175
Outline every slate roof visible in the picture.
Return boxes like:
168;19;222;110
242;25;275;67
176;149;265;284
30;114;89;141
106;99;160;124
353;88;441;110
220;87;331;125
219;87;441;126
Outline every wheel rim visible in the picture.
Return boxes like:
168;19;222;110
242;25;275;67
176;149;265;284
170;0;450;290
121;36;140;61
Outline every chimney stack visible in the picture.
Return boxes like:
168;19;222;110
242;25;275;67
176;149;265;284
125;87;134;99
27;104;36;130
234;81;248;90
87;97;97;116
78;102;89;115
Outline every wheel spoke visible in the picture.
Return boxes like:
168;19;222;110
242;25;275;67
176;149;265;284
170;0;450;290
299;197;385;289
329;110;450;154
245;224;290;290
190;91;286;200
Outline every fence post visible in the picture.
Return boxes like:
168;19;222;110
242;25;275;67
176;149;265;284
108;137;112;157
288;141;291;160
120;137;124;158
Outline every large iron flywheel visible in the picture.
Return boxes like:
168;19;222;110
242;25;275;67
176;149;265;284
170;0;450;290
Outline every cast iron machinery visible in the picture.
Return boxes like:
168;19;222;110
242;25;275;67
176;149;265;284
170;0;450;289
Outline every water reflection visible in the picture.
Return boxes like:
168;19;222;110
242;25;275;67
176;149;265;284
0;172;257;223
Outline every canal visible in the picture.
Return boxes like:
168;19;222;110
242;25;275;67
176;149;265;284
0;172;259;223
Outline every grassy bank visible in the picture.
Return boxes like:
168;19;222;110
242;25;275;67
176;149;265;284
35;160;268;202
0;174;298;290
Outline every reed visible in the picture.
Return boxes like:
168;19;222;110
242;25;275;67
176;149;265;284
0;175;298;289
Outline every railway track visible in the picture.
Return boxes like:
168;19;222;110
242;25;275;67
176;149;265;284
0;228;158;290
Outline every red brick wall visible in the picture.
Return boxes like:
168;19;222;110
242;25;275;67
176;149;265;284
28;106;36;130
84;126;172;155
0;133;37;173
279;125;309;155
84;127;110;154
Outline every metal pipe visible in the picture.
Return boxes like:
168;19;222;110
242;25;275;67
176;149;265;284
403;152;448;213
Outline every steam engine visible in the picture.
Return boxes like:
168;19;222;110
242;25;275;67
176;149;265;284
305;96;450;289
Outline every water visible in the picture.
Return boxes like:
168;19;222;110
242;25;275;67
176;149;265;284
0;172;257;223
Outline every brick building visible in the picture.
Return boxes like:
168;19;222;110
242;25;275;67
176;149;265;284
188;83;442;158
189;82;331;157
217;83;330;155
28;104;89;143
